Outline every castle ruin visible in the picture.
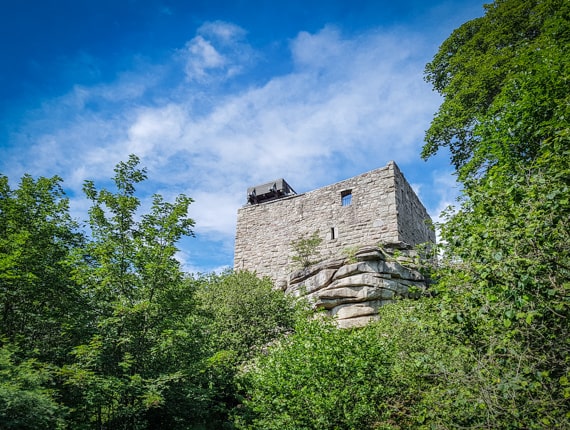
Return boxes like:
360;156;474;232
234;161;435;328
235;162;434;286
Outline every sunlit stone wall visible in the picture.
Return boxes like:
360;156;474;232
234;161;435;289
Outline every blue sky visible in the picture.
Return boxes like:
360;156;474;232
0;0;483;274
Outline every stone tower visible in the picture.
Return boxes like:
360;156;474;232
234;161;435;291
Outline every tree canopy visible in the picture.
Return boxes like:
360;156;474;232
420;0;570;426
0;156;301;429
423;0;569;181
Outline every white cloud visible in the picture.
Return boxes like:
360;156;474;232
198;21;247;43
291;26;346;69
184;36;227;80
181;21;253;82
189;190;244;238
127;104;186;157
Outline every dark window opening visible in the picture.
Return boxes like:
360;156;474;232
330;227;336;240
341;190;352;206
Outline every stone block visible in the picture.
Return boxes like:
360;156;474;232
383;261;423;281
330;300;384;319
334;261;382;280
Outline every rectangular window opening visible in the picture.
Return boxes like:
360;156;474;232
341;190;352;206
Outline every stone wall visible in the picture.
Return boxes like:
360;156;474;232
234;161;435;289
393;163;435;246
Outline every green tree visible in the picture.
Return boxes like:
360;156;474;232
421;0;570;427
0;174;86;365
195;271;299;362
236;299;464;430
193;270;301;428
423;0;569;181
423;143;570;428
0;345;66;430
62;155;204;429
290;231;323;269
237;315;390;430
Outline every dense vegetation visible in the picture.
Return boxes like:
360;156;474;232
1;0;568;428
0;156;301;429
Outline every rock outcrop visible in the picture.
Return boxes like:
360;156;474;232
285;244;428;328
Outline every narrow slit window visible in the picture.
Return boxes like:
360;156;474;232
341;190;352;206
330;227;336;240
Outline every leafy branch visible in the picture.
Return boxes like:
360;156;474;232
290;231;323;269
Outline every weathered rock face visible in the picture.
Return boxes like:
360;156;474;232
286;244;427;328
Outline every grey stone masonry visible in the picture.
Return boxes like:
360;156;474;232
234;161;435;289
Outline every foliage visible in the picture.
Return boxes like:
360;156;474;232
192;270;302;428
62;155;205;429
236;315;393;429
236;299;470;430
342;246;359;263
420;0;570;427
290;231;323;268
195;270;300;362
424;137;570;428
0;174;85;364
423;0;569;182
0;345;66;429
0;156;306;429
